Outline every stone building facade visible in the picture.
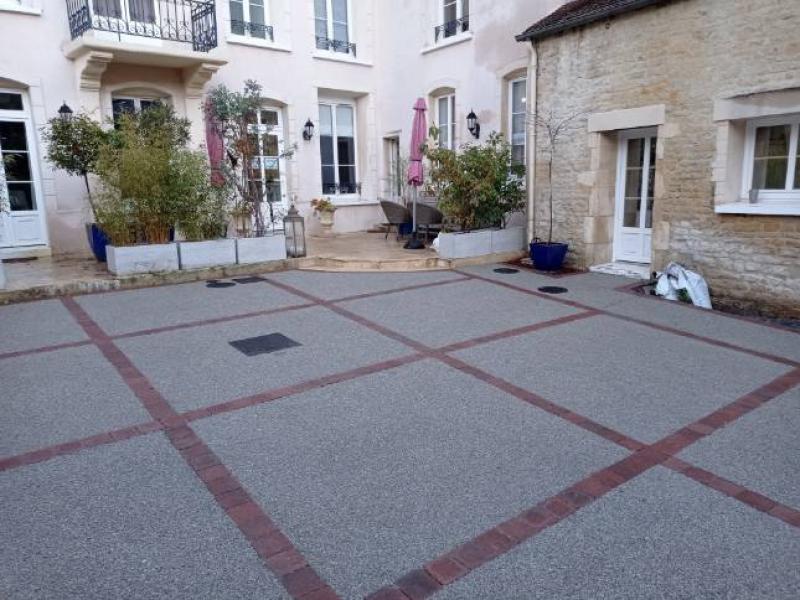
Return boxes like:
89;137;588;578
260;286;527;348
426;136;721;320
520;0;800;317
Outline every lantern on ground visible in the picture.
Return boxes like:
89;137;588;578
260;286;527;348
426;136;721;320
283;203;306;257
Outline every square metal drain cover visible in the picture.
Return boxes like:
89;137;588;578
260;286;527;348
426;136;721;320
229;333;301;356
232;276;266;284
206;280;236;289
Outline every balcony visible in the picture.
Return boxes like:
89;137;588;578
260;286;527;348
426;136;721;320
434;15;469;43
65;0;219;53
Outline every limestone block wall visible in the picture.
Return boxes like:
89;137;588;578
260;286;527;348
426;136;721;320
530;0;800;317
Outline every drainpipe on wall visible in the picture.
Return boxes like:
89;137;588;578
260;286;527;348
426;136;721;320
526;41;539;245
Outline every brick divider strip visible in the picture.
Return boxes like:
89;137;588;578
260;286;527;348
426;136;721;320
455;270;800;367
59;297;341;600
614;280;800;337
366;369;800;599
0;274;470;361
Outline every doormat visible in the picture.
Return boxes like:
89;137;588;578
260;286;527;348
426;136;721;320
229;333;302;357
538;286;569;294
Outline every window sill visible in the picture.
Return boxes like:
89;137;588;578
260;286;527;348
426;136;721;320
312;51;372;67
0;3;41;15
715;202;800;216
421;32;473;55
226;35;291;53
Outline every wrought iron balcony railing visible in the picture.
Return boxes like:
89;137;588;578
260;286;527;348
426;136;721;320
65;0;219;53
322;182;362;195
434;15;470;42
315;36;357;57
231;19;274;41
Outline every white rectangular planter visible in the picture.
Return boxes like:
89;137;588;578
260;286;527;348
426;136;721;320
236;235;287;265
178;239;236;270
0;260;6;289
491;226;526;254
107;243;179;276
436;229;493;259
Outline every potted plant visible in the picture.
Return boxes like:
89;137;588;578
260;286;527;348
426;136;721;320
311;197;336;235
94;105;220;275
530;111;580;271
42;112;109;261
425;133;526;259
206;81;294;262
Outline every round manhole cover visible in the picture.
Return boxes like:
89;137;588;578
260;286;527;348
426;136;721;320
493;267;520;274
538;286;568;294
206;280;236;289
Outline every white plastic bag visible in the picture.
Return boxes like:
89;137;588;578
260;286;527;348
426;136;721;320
654;262;712;309
431;235;440;252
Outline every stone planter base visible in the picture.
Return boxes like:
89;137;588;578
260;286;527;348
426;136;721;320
107;243;179;276
178;239;236;270
236;235;287;264
436;226;525;259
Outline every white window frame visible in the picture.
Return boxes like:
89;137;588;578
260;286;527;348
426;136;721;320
314;0;354;50
508;77;527;165
436;93;456;150
741;113;800;203
441;0;468;24
318;99;360;201
229;0;272;39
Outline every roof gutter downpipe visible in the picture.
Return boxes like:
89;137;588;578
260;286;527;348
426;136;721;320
526;40;540;247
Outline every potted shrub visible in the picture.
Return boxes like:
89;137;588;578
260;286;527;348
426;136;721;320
426;133;525;259
42;113;109;261
311;197;337;236
529;111;579;271
94;105;220;276
206;81;294;262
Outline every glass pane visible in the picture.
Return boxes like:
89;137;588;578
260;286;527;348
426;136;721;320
753;158;788;190
315;19;329;47
318;105;333;136
130;0;156;23
754;125;790;158
139;99;161;113
626;138;644;168
444;0;457;22
0;93;23;111
320;135;334;165
511;114;525;145
623;138;644;228
337;137;355;165
0;122;27;151
462;0;469;17
250;3;265;38
321;166;336;193
645;138;656;229
511;144;525;166
93;0;123;18
335;105;354;136
263;134;278;157
111;98;135;126
8;182;35;211
332;0;347;22
332;23;349;46
511;80;526;114
3;153;31;181
338;167;356;193
260;110;278;126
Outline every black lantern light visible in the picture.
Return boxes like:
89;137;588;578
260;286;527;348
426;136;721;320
58;102;74;122
302;119;315;141
466;109;480;139
283;203;306;257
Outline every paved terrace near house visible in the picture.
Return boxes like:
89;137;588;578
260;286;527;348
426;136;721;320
1;266;799;600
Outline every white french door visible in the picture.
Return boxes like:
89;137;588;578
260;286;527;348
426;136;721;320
613;129;656;264
248;108;288;232
0;90;47;251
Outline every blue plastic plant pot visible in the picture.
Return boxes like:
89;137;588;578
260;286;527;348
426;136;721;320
530;242;568;272
86;223;109;263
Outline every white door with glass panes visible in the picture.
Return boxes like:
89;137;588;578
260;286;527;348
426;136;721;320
613;129;656;264
248;108;289;231
0;90;47;250
437;94;456;150
509;78;527;165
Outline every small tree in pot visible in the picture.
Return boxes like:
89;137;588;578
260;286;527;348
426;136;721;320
530;111;581;271
42;113;109;260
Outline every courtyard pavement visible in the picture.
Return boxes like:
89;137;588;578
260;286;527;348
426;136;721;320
1;265;799;599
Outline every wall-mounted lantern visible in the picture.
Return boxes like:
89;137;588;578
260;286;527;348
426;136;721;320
302;119;315;141
466;109;480;139
283;203;306;257
58;102;74;122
